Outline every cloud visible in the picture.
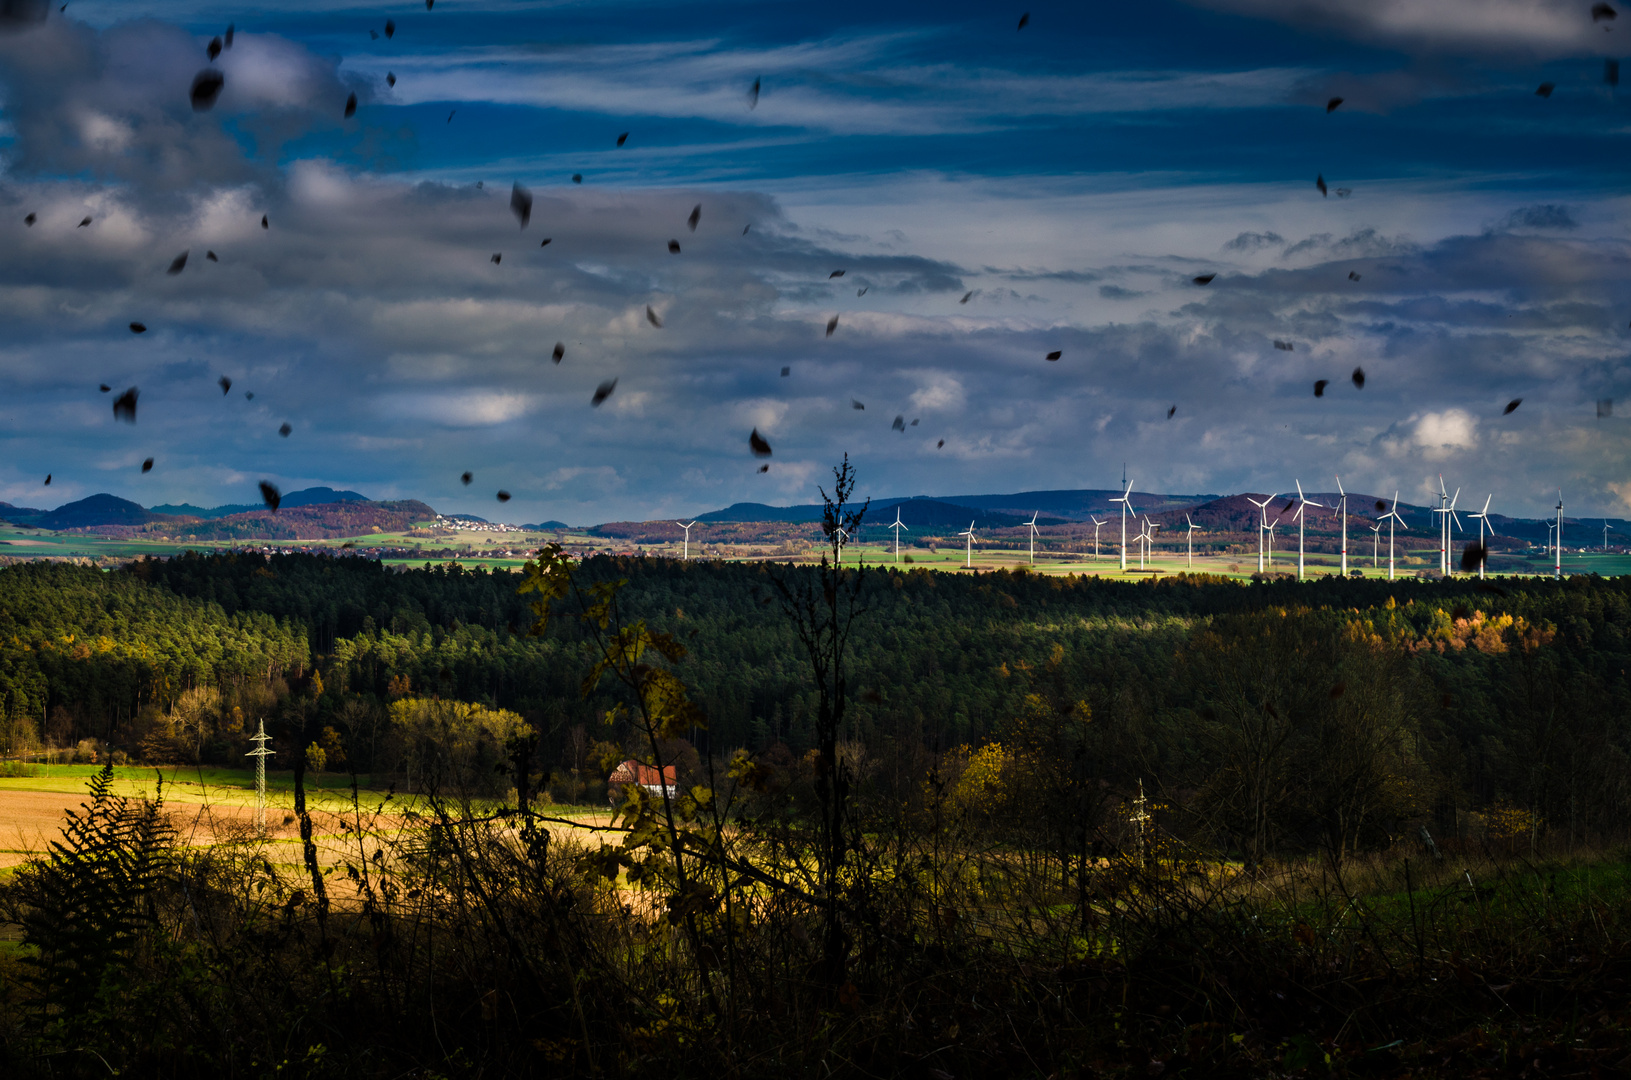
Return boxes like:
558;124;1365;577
1223;231;1284;252
3;13;1631;522
1410;409;1480;458
1186;0;1612;58
1497;204;1578;231
0;20;349;197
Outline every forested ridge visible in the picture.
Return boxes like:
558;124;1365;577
3;551;1630;851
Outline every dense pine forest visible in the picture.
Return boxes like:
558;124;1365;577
5;543;1631;1077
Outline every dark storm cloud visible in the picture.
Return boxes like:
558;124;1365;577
0;19;352;202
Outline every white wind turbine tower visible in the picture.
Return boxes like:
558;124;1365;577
1184;514;1199;568
1145;517;1162;569
1379;492;1407;581
1369;520;1382;569
1265;515;1280;569
1291;481;1324;581
1135;518;1153;570
1432;478;1448;575
1090;516;1105;561
958;521;976;569
1246;493;1276;573
1025;511;1041;566
1432;484;1463;577
675;520;699;561
1554;491;1565;579
1334;476;1350;577
1604;519;1613;551
888;508;908;564
1468;494;1494;579
1110;480;1135;571
833;525;851;564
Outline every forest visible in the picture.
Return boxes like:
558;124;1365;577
3;515;1631;1076
3;546;1628;846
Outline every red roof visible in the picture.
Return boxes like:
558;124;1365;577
609;759;677;787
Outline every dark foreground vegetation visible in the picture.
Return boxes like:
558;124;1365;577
4;469;1631;1076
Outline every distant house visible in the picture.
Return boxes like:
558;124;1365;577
608;759;678;804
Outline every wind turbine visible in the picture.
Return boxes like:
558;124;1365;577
1468;495;1494;579
675;520;698;561
1291;481;1324;580
1379;492;1406;581
1090;516;1105;561
1145;517;1161;569
958;521;976;569
1369;520;1382;569
1604;519;1613;552
1135;518;1152;570
1554;491;1564;580
1432;478;1463;577
833;524;851;564
1185;514;1200;568
1334;475;1350;577
1246;493;1277;573
888;508;909;564
1265;516;1279;570
1110;480;1134;571
1025;511;1041;566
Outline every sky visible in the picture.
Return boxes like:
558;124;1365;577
0;0;1628;525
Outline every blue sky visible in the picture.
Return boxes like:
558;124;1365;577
1;0;1628;523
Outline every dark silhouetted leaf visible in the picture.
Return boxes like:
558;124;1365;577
260;481;281;511
191;69;224;110
1326;96;1343;112
278;422;292;437
1314;379;1329;397
167;251;188;275
511;182;532;228
1352;366;1366;389
592;378;618;406
552;342;565;364
218;375;232;395
1193;273;1215;285
749;428;772;457
688;204;701;231
141;457;153;473
1504;398;1522;415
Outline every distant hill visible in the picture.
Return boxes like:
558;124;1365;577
65;500;436;542
695;497;1061;529
150;487;370;519
940;488;1220;520
0;501;46;523
523;521;569;530
7;494;184;530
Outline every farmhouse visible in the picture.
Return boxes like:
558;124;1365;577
607;759;678;804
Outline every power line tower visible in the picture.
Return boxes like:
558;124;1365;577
245;719;274;837
1129;778;1152;865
